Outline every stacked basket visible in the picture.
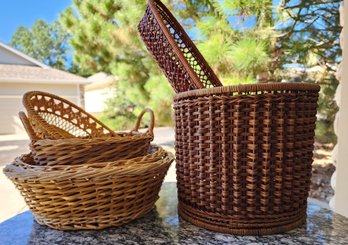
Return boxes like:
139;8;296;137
3;91;174;230
139;0;320;235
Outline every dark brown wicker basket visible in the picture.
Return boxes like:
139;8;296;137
174;82;320;235
138;0;223;93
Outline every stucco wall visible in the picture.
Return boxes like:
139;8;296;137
84;88;113;115
330;1;348;218
0;82;79;135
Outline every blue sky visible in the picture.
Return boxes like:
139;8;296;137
0;0;71;44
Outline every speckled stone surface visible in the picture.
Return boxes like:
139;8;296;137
1;182;348;245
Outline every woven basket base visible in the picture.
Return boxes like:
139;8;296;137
33;204;156;230
178;202;307;235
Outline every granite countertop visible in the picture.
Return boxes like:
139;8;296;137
1;182;348;245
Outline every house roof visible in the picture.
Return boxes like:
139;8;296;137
0;41;89;85
0;42;49;68
0;64;89;84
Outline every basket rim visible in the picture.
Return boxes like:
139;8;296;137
4;147;174;179
174;82;320;100
146;0;222;90
30;131;153;146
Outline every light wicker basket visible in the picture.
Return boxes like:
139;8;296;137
19;110;155;165
3;146;174;230
174;83;320;235
23;90;155;142
138;0;223;92
22;91;118;139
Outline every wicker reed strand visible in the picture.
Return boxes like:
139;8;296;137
138;0;223;93
174;82;320;235
3;147;174;230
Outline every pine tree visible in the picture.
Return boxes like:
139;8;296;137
278;0;341;143
195;0;341;143
60;0;219;129
193;0;277;84
60;0;341;143
60;0;171;128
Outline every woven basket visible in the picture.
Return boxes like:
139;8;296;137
19;110;155;165
3;146;174;230
138;0;223;93
23;90;125;139
174;82;320;235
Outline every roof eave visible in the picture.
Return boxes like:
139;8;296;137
0;78;91;85
0;42;49;68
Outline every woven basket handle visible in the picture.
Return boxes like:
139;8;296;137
132;108;155;136
18;111;38;141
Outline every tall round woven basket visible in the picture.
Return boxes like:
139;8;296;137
174;82;320;235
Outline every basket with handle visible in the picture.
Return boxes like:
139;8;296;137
138;0;223;93
22;90;152;139
19;108;155;165
174;82;320;235
3;146;174;230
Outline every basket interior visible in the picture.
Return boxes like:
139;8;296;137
25;92;115;139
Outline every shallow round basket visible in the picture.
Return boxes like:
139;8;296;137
174;82;320;235
19;109;155;165
3;147;174;230
29;132;153;166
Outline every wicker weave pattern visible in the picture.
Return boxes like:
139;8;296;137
23;91;116;139
174;82;320;235
19;107;155;165
3;147;174;230
29;136;152;166
138;0;223;92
